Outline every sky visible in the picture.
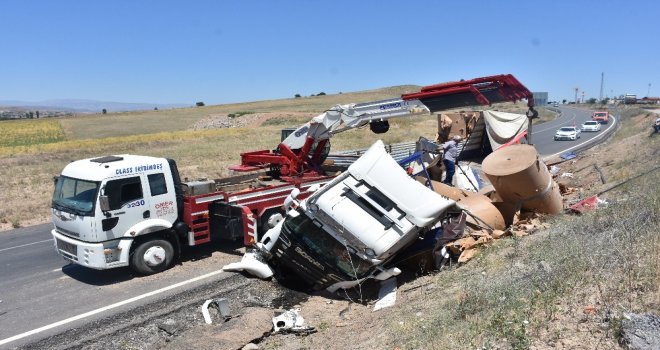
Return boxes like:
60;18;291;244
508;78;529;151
0;0;657;105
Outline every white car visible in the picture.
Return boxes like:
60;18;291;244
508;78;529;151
554;126;582;141
581;120;602;132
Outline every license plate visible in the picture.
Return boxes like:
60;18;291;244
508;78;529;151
56;239;78;256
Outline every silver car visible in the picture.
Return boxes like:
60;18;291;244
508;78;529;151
581;120;602;132
554;126;582;141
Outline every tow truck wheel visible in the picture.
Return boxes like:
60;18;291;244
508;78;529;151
130;239;174;275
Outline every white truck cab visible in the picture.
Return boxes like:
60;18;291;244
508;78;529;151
51;155;181;273
258;140;456;291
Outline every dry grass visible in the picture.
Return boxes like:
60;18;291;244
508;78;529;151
58;86;422;140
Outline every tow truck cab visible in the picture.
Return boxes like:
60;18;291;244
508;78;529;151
51;155;182;271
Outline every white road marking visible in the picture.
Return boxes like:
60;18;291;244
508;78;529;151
0;239;53;253
0;269;227;347
545;116;617;158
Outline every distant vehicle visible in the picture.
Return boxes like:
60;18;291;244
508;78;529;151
624;94;637;104
592;111;609;124
581;120;602;132
553;102;559;107
554;126;582;141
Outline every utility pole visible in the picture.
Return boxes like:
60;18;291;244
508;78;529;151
599;72;604;102
581;91;585;104
648;83;652;97
575;88;579;104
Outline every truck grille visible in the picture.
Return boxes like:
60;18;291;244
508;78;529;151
55;225;80;238
56;238;78;260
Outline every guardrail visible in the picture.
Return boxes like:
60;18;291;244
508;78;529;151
327;141;418;167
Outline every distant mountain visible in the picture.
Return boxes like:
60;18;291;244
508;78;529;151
0;99;189;113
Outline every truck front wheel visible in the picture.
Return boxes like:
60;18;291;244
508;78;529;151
130;239;174;275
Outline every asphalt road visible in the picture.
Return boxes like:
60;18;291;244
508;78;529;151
0;106;617;349
532;106;618;157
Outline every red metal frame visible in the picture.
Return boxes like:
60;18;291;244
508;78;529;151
180;177;333;246
232;74;534;178
402;74;534;107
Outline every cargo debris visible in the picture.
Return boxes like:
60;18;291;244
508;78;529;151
482;144;563;215
272;309;315;335
201;298;232;324
373;277;398;311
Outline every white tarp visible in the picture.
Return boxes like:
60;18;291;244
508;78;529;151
482;110;529;150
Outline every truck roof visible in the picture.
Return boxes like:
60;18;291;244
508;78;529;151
60;154;168;181
347;140;455;227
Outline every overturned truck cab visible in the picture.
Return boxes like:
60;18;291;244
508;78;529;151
256;140;457;291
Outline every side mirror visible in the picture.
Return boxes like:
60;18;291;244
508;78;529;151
52;176;59;186
99;195;110;212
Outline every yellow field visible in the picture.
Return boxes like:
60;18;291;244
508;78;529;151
0;119;66;147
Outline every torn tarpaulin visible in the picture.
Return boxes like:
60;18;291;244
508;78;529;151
560;151;577;160
569;195;608;213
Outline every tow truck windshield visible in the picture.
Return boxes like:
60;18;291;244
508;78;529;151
283;210;372;278
52;176;100;216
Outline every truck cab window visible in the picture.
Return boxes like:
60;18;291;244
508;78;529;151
148;173;168;196
105;176;143;210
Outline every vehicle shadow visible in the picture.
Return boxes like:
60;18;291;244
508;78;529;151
61;240;246;285
61;263;134;285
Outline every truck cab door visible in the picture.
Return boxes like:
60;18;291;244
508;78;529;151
101;175;150;238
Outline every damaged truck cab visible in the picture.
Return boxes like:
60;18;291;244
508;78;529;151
258;140;456;291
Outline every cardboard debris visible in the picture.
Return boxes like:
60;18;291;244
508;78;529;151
512;230;528;237
491;230;509;239
458;249;477;263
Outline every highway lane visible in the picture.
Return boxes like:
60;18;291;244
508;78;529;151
0;105;617;348
532;106;618;157
0;224;240;348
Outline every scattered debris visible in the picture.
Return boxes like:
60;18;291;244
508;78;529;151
560;172;574;178
569;195;607;213
201;298;232;324
560;151;577;160
549;165;561;176
373;277;398;311
157;318;184;336
272;309;315;335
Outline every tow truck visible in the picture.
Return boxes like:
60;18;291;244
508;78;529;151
51;74;534;275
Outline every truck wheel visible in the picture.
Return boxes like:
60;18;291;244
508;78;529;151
130;239;174;275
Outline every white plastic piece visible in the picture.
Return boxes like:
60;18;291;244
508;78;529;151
222;251;273;279
373;277;398;311
373;267;401;281
201;299;214;324
272;309;305;332
453;164;479;192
